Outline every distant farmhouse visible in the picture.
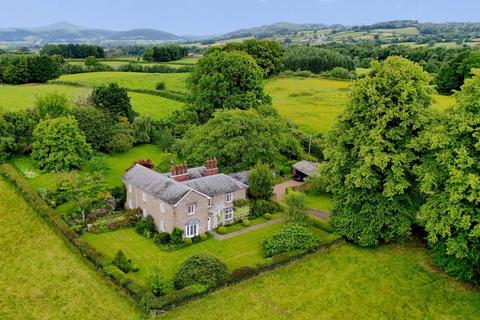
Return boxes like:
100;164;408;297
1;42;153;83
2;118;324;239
123;160;248;237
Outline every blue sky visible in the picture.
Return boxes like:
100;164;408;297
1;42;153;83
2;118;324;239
1;0;479;35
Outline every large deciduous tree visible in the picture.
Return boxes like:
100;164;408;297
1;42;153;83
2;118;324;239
248;162;274;200
89;83;136;122
187;50;271;123
32;116;92;171
177;109;302;172
416;70;480;283
324;56;433;247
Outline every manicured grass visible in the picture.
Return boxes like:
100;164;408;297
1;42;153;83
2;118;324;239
305;192;332;212
0;84;90;111
57;72;189;92
161;243;480;319
0;178;140;319
265;77;456;132
222;212;284;233
83;222;332;286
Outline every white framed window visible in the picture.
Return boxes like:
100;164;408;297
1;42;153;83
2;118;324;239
226;193;233;203
142;208;148;218
185;224;198;237
224;208;234;221
208;198;212;207
160;201;165;213
160;220;166;232
187;204;196;215
128;184;132;193
142;192;147;202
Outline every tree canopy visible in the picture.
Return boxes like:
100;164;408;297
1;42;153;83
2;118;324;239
187;50;271;123
177;109;302;172
284;46;355;74
416;70;480;283
89;83;136;122
248;162;274;200
0;54;62;84
324;56;433;247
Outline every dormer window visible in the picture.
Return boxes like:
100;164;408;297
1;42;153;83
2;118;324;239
226;193;233;203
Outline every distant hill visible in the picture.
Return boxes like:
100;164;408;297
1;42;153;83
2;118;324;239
0;21;185;46
221;22;328;39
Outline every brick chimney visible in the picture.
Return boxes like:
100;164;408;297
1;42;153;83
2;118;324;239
171;162;190;182
204;158;218;176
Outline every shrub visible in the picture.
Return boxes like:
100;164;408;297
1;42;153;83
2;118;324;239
251;200;282;217
104;264;128;285
284;191;309;225
183;237;193;246
309;216;334;233
141;284;207;311
112;249;133;273
155;232;171;245
217;226;227;234
156;81;166;90
234;206;250;222
264;213;272;220
248;162;274;200
262;224;318;258
231;266;256;281
200;233;208;241
149;266;168;297
242;219;252;227
171;227;184;245
135;216;157;238
233;198;250;209
173;254;228;289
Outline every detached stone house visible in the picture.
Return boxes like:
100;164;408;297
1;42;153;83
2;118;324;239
122;160;248;238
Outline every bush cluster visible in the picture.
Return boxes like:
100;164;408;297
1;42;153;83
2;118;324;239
173;254;228;289
262;223;318;258
251;200;282;217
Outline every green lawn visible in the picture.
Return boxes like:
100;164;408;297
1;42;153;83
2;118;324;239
265;77;455;133
129;91;184;119
57;72;189;92
83;222;331;286
161;243;480;319
305;192;332;212
0;178;140;319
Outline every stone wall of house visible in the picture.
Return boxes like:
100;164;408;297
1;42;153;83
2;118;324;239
173;191;210;235
210;189;247;224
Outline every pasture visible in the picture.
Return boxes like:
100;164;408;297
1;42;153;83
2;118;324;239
0;178;140;319
161;243;480;319
57;72;189;92
265;77;455;132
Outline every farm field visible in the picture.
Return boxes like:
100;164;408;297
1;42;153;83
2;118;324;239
161;243;480;319
265;77;455;132
0;178;140;319
56;71;189;92
83;223;332;286
129;91;184;119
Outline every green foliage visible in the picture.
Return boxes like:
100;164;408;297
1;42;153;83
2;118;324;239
262;223;318;257
234;206;250;222
322;67;355;80
251;200;282;218
0;109;38;157
0;54;62;84
90;83;137;122
135;216;158;238
148;266;168;297
153;129;176;152
177;109;302;172
170;227;184;245
187;50;271;123
41;44;105;58
416;70;480;283
283;191;309;225
34;92;70;119
264;213;272;220
84;56;98;67
132;115;155;144
248;162;274;200
242;219;252;227
324;56;433;247
156;81;166;90
73;105;115;152
173;254;228;289
69;173;106;221
435;50;470;95
143;45;188;62
107;118;135;153
183;237;193;246
155;232;171;245
112;249;133;273
223;39;285;77
217;226;228;234
31;116;92;172
284;46;355;74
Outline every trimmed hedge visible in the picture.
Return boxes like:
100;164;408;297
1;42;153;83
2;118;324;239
309;216;335;233
262;223;318;258
141;284;207;312
173;254;228;289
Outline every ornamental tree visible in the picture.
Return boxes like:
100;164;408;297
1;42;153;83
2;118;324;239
187;50;271;123
283;191;309;225
32;116;92;171
248;162;274;200
324;56;433;246
416;70;480;283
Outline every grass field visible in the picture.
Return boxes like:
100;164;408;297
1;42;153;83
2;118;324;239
57;72;189;92
83;223;331;286
161;242;480;319
0;178;140;319
129;91;184;119
305;192;332;212
265;77;455;132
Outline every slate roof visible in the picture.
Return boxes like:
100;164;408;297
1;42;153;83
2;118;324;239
123;164;191;205
228;170;250;185
183;174;247;197
293;160;320;177
163;166;206;180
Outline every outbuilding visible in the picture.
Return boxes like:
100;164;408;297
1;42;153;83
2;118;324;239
292;160;320;182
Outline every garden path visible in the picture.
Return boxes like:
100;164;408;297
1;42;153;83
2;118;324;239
309;209;330;220
211;218;283;241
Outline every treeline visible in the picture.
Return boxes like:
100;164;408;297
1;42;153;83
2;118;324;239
0;54;62;84
41;44;105;59
284;46;355;73
117;62;193;73
143;45;188;62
